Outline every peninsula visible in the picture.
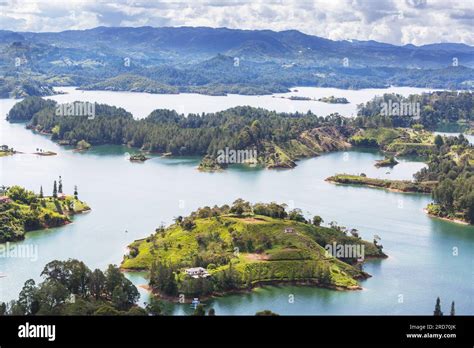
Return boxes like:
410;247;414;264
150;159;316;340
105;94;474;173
0;184;90;243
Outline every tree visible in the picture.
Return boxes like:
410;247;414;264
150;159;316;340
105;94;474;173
434;297;443;316
181;217;196;231
104;265;139;309
18;279;39;315
434;134;444;148
256;310;279;316
74;185;78;199
193;304;206;316
433;179;455;210
104;264;124;297
0;302;6;316
230;199;251;216
67;260;92;296
89;269;106;300
450;301;455;316
58;176;63;194
93;304;121;316
39;186;43;199
127;307;147;316
52;180;57;198
288;209;305;222
111;286;128;311
312;215;323;226
145;297;167;316
35;279;69;314
149;262;177;296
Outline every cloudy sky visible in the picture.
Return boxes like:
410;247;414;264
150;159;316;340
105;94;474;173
1;0;473;46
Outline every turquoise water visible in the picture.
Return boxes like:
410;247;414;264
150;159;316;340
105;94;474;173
0;90;472;315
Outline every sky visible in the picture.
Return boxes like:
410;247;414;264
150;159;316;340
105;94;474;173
0;0;473;46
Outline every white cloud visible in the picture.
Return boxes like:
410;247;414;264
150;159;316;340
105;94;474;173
0;0;472;46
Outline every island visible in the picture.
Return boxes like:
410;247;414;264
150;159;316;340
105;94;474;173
318;96;349;104
277;96;313;101
0;183;90;243
129;153;150;162
121;200;386;301
0;145;16;157
198;155;227;171
374;156;399;167
76;139;91;151
326;174;436;193
33;150;57;156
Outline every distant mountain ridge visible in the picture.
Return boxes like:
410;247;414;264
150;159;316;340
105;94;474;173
0;26;473;98
1;26;473;67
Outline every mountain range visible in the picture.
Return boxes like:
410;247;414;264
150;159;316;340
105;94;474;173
0;26;473;98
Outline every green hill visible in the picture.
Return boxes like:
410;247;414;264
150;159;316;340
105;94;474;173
121;201;386;298
0;185;90;243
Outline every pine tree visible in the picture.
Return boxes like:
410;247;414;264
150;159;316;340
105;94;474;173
434;297;443;316
39;186;43;198
74;185;78;199
58;176;63;194
450;301;455;316
53;181;57;198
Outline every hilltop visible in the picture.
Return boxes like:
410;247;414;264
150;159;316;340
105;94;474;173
121;201;386;299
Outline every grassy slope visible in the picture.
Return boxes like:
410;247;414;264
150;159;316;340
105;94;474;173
327;174;436;193
1;195;90;242
122;214;385;289
351;127;435;156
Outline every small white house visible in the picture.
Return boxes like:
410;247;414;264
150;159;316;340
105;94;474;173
284;227;295;234
185;267;210;279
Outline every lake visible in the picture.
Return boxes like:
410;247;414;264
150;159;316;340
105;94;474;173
49;86;438;118
0;86;472;315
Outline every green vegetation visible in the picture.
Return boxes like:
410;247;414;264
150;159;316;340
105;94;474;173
349;127;435;156
9;98;353;170
0;145;15;157
326;174;436;193
282;96;312;101
198;155;226;171
0;183;90;243
318;96;349;104
1;27;473;98
0;259;144;316
76;139;91;151
6;97;56;122
356;91;473;130
374;156;398;167
122;200;386;299
415;134;474;223
256;310;279;316
0;77;56;99
331;134;474;224
129;153;149;162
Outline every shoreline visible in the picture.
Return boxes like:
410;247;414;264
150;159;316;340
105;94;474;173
325;178;430;194
423;208;469;225
144;279;364;304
